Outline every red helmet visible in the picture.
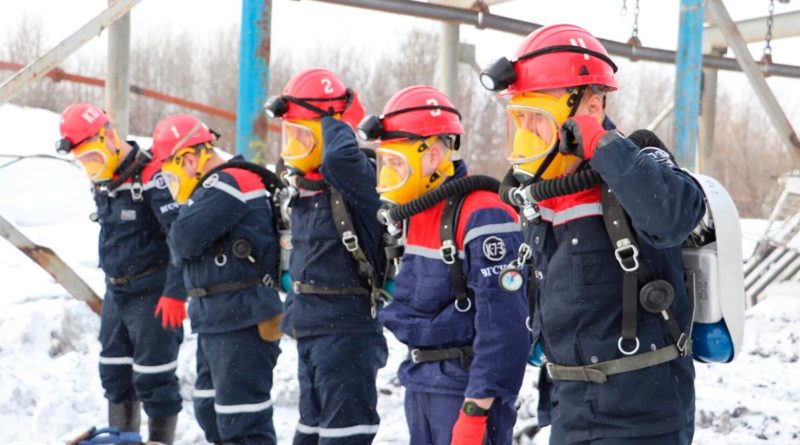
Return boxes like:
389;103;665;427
481;24;618;95
358;86;463;142
151;114;215;161
59;103;109;146
266;68;365;130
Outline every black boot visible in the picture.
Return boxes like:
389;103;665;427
148;414;178;445
108;400;141;433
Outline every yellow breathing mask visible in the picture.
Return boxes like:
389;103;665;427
160;144;214;204
507;92;581;181
72;127;123;182
281;118;324;174
376;136;454;205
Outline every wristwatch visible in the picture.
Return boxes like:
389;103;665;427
461;401;489;417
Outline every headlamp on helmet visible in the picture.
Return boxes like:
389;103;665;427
479;57;517;92
479;44;618;94
264;96;289;119
55;138;74;155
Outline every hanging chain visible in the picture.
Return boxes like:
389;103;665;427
626;0;642;50
620;0;627;16
762;0;775;63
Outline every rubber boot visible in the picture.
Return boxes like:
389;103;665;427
148;415;178;445
108;400;141;433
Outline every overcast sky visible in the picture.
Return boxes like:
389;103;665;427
1;0;799;111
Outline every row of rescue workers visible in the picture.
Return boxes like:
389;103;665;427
56;25;731;445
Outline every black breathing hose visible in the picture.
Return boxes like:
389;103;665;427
497;128;668;205
200;160;284;196
386;175;500;223
293;175;327;191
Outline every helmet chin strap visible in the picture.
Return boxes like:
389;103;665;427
526;86;586;185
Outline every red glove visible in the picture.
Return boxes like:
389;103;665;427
558;115;608;160
451;411;487;445
154;296;186;329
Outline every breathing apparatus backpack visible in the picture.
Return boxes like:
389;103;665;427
276;153;396;317
502;130;745;366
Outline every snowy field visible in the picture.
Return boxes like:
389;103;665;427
1;103;798;444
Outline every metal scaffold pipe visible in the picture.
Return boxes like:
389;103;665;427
308;0;800;79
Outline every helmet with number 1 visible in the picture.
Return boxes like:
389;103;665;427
57;103;123;182
480;24;619;182
265;68;365;174
358;86;463;205
152;114;216;204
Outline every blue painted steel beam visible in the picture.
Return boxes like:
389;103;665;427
236;0;271;159
674;0;705;171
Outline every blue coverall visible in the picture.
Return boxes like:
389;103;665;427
168;160;283;445
529;119;706;444
95;142;183;420
379;161;530;445
281;117;388;445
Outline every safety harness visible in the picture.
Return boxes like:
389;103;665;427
285;172;390;318
97;147;169;286
185;160;286;299
94;146;153;203
386;175;500;369
540;187;693;383
509;155;695;383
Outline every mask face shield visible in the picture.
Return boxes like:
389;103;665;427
375;136;453;205
376;148;411;195
71;127;121;182
160;146;210;204
506;92;579;181
280;119;323;173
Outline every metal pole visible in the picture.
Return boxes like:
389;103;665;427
308;0;800;79
674;0;705;170
439;22;459;103
699;66;718;176
106;0;131;139
236;0;272;160
0;0;142;106
703;10;800;53
646;101;675;132
706;0;800;160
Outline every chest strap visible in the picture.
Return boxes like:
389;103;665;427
439;194;472;313
107;261;167;286
408;345;474;370
329;188;388;317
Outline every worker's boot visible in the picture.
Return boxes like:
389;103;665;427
148;414;178;445
108;400;141;433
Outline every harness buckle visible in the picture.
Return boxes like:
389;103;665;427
613;239;640;272
130;182;144;202
676;333;690;357
410;348;422;364
518;243;532;264
341;230;359;252
440;240;457;265
262;274;274;288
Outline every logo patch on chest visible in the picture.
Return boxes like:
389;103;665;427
482;236;506;262
120;209;137;221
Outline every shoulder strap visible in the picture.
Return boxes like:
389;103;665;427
439;193;472;312
329;188;377;286
601;185;691;357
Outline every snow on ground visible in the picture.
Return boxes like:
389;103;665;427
1;103;798;444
